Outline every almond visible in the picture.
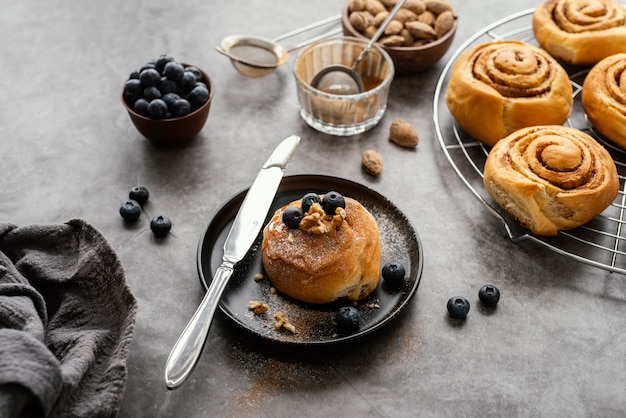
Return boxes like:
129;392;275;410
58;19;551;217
349;11;374;32
403;0;426;15
405;20;437;40
384;19;404;35
424;0;454;16
365;0;387;15
394;8;419;23
434;10;455;38
400;28;415;46
364;25;378;38
361;149;383;175
379;34;405;46
380;0;398;8
389;119;419;148
417;10;436;26
349;0;366;12
373;11;390;27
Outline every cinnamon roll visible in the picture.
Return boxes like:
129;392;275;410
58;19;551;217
445;40;573;146
533;0;626;66
582;53;626;148
261;194;381;305
483;125;619;236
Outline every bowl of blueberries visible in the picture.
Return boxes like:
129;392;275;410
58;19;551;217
122;54;214;146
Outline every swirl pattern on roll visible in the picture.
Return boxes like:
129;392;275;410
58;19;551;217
445;40;573;146
582;53;626;148
533;0;626;65
483;125;619;236
472;42;559;98
552;0;625;33
507;127;602;189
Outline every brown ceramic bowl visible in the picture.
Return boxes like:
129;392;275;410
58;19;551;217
121;63;214;146
341;2;457;74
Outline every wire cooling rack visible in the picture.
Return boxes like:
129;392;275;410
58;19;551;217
433;9;626;275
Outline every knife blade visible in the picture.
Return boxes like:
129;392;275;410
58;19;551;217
164;134;301;389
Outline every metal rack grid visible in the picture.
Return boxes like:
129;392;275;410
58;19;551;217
433;9;626;275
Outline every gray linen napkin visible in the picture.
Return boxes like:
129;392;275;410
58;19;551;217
0;219;137;418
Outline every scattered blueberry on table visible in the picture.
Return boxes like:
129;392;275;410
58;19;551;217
447;296;470;320
151;215;172;237
478;284;500;307
119;200;141;222
129;186;150;206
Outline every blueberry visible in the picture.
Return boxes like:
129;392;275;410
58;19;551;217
151;215;172;237
447;296;470;320
158;77;179;95
133;98;150;116
119;200;141;222
336;306;360;334
478;285;500;307
139;68;160;86
155;54;175;73
179;71;197;94
163;61;184;82
147;99;168;119
143;86;162;101
321;191;346;215
129;186;150;205
301;193;321;213
186;85;209;108
139;62;156;73
282;206;304;229
185;66;203;82
171;99;191;117
123;79;142;104
162;92;181;108
382;261;406;287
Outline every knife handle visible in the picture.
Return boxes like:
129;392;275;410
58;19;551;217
164;262;234;389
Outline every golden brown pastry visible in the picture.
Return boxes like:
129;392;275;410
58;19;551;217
261;193;380;305
582;53;626;148
533;0;626;66
483;125;619;236
445;40;573;146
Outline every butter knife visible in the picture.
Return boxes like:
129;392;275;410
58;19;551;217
165;134;301;389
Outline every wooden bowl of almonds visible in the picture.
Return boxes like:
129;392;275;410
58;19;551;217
342;0;457;74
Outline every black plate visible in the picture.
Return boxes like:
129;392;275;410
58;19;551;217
197;174;423;345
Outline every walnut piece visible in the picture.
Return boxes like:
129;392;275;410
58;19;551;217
248;300;269;314
274;311;296;333
298;202;346;235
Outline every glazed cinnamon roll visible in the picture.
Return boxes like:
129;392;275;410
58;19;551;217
483;125;619;236
445;40;573;146
582;53;626;149
533;0;626;66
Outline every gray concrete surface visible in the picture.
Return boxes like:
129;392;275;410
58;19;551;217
1;0;625;417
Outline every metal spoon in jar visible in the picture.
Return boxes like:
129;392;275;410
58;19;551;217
310;0;407;95
216;14;342;78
